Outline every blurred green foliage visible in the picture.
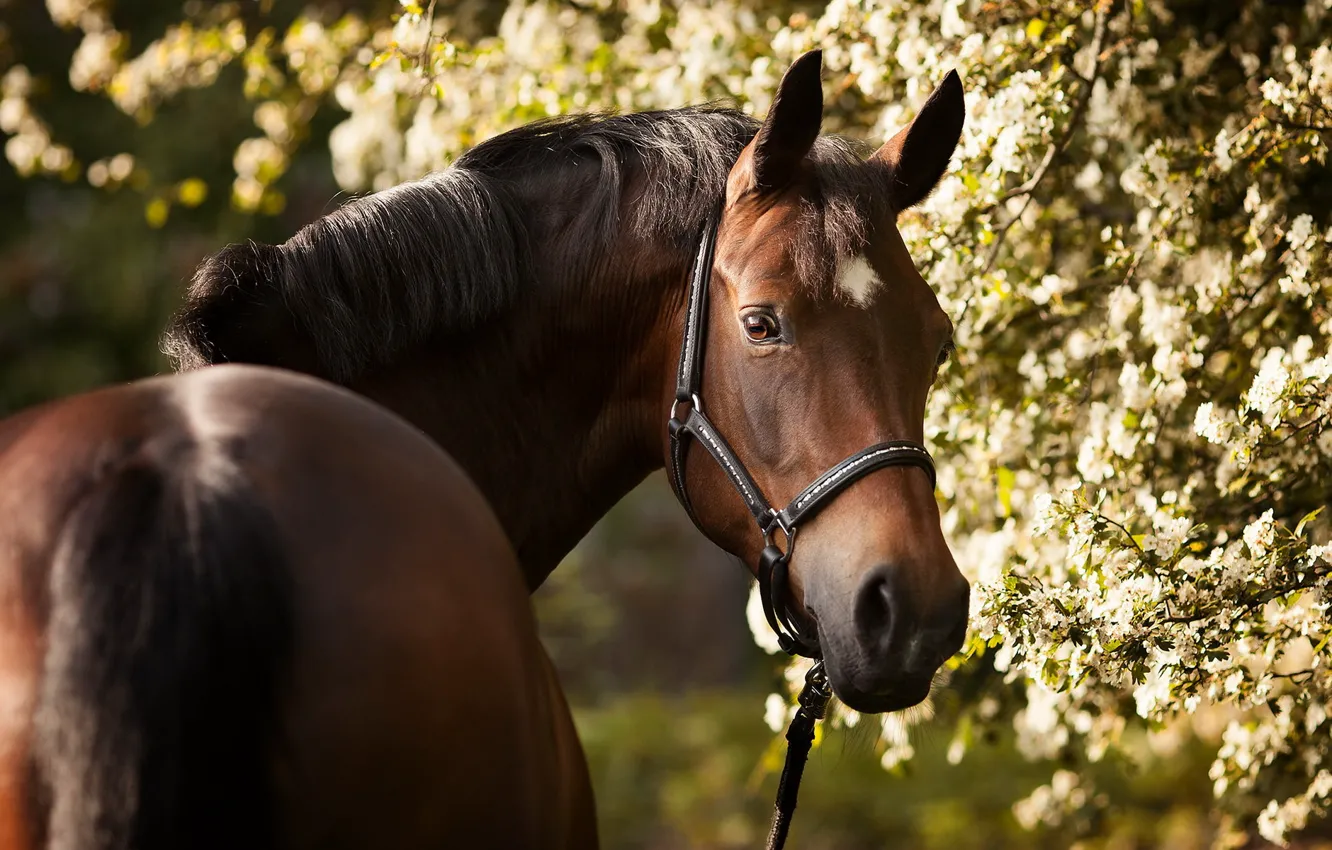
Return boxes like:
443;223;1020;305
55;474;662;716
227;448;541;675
0;0;377;415
574;688;1239;850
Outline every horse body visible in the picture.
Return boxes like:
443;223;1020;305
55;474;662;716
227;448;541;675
0;365;593;850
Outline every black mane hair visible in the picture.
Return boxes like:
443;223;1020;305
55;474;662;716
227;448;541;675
163;105;889;382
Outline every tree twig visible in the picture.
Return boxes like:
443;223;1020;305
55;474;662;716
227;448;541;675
982;3;1110;276
419;0;438;71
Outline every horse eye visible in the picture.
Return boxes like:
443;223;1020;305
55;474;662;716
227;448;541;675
743;313;781;343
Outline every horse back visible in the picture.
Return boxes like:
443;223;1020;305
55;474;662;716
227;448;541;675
0;365;594;850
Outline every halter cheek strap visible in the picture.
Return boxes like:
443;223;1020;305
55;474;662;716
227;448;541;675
665;205;937;659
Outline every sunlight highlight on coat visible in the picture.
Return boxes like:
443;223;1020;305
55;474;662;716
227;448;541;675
836;255;882;306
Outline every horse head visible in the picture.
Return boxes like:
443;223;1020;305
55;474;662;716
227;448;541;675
672;50;970;713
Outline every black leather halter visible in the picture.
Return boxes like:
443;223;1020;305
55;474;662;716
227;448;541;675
666;205;938;659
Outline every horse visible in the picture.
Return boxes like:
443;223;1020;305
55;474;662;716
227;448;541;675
0;365;594;849
167;48;971;713
0;48;969;849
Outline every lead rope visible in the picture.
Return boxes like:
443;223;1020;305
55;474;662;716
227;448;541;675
765;661;832;850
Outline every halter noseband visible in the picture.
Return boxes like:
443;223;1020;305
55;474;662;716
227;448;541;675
666;204;938;659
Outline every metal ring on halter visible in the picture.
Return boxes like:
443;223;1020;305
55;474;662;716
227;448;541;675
669;393;703;424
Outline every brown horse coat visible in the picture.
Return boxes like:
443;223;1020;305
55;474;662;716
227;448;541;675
0;365;594;850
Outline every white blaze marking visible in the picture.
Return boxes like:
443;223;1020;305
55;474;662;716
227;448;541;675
836;255;882;307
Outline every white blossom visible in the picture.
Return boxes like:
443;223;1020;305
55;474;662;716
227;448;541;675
1195;402;1227;444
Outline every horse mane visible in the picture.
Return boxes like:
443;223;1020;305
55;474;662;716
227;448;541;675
162;105;886;382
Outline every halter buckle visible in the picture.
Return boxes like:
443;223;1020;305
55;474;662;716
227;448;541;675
762;508;792;547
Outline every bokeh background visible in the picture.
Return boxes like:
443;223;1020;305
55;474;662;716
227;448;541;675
3;1;1330;847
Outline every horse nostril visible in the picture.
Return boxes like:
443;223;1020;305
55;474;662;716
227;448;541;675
852;568;970;669
853;564;898;651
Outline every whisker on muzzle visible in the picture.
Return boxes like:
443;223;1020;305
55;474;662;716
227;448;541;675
929;664;953;698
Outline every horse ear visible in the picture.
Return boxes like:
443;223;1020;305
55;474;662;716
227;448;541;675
729;49;824;199
872;70;966;212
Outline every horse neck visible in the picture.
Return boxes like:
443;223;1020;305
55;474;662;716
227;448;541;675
349;244;689;589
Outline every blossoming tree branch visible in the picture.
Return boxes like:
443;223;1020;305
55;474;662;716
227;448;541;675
7;0;1331;844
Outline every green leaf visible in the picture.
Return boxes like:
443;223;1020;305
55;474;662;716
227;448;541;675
1042;657;1061;682
1295;506;1324;537
997;466;1016;517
